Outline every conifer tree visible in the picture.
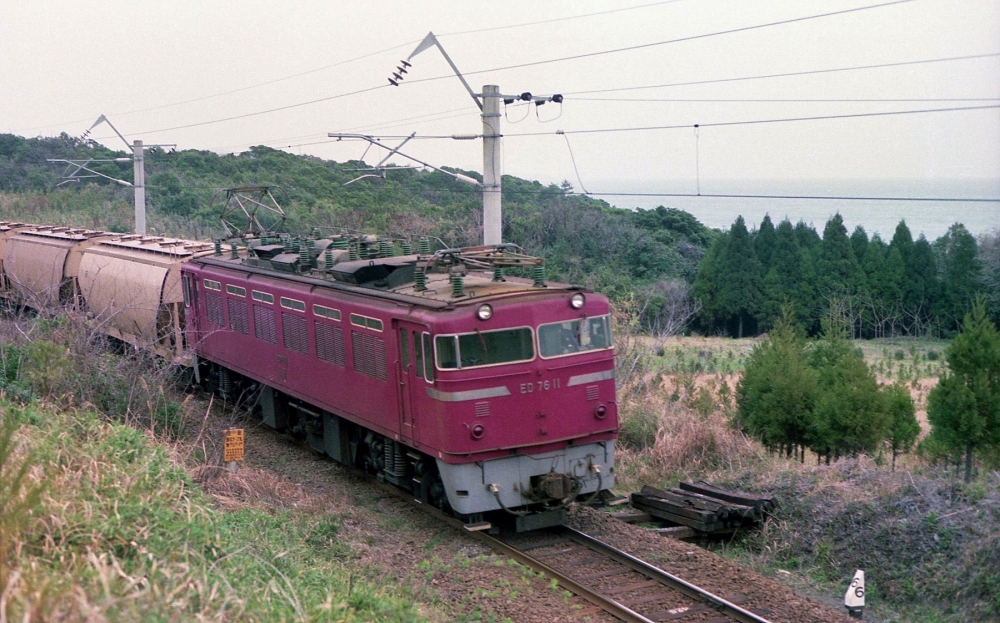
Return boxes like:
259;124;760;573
927;296;1000;482
754;215;777;274
937;223;981;333
808;318;889;461
905;236;940;333
884;382;920;471
692;234;726;333
716;216;760;337
758;220;808;331
736;308;818;460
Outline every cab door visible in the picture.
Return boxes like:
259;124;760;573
394;320;424;445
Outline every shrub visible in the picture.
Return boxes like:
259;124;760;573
618;404;659;450
894;349;906;360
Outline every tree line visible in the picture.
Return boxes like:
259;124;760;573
0;133;714;301
693;213;992;339
738;298;1000;481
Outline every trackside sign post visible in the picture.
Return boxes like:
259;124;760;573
224;429;245;471
845;569;865;619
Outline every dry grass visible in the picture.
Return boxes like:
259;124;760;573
615;372;777;490
193;466;323;512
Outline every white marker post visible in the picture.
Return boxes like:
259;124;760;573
844;569;865;619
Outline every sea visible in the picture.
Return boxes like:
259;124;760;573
590;179;1000;240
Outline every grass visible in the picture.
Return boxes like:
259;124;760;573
612;334;998;623
643;335;948;381
0;398;425;622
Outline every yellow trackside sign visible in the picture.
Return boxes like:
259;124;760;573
224;429;245;462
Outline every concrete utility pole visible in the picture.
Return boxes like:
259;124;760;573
387;33;562;246
133;140;146;235
481;85;502;246
69;115;173;235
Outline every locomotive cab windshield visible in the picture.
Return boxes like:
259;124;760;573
538;314;612;358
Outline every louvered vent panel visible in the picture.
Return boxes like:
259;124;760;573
253;306;277;343
586;385;600;401
315;322;345;366
205;293;224;327
474;402;490;417
282;313;309;354
374;336;386;380
351;332;386;381
228;299;249;334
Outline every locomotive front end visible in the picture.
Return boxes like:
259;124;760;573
421;286;619;530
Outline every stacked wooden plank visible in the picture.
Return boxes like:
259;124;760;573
629;482;777;535
679;480;778;518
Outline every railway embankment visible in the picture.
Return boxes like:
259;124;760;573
4;314;997;622
611;336;1000;623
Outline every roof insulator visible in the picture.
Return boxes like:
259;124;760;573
450;273;465;298
532;265;546;288
414;265;427;291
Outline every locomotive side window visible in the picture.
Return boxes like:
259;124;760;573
421;333;434;382
181;275;191;307
537;314;612;359
400;328;409;368
203;279;221;291
252;290;273;304
350;313;383;332
413;331;424;380
280;297;305;312
434;327;535;370
314;304;341;321
226;284;246;297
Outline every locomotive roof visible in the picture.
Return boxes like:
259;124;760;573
192;252;582;311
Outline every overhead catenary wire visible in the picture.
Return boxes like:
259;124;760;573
87;0;928;141
563;52;1000;97
401;0;920;87
504;104;1000;137
571;96;1000;103
314;103;1000;142
16;0;683;135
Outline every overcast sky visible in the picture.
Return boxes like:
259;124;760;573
2;1;998;205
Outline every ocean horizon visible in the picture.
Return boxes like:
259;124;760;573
587;178;1000;240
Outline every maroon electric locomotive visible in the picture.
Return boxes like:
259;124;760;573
181;237;619;530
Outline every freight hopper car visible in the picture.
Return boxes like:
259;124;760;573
0;222;215;363
183;239;619;531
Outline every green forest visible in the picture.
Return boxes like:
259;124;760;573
1;132;998;335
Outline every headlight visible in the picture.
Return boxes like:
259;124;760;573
471;424;486;440
570;293;585;309
476;304;493;321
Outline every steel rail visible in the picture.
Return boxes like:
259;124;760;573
467;525;656;623
560;526;773;623
231;400;774;623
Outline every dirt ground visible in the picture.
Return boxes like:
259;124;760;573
184;393;852;623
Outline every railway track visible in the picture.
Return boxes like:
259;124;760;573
490;526;773;623
210;398;778;623
405;491;775;622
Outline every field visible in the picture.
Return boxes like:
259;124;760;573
3;312;998;622
612;335;1000;623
